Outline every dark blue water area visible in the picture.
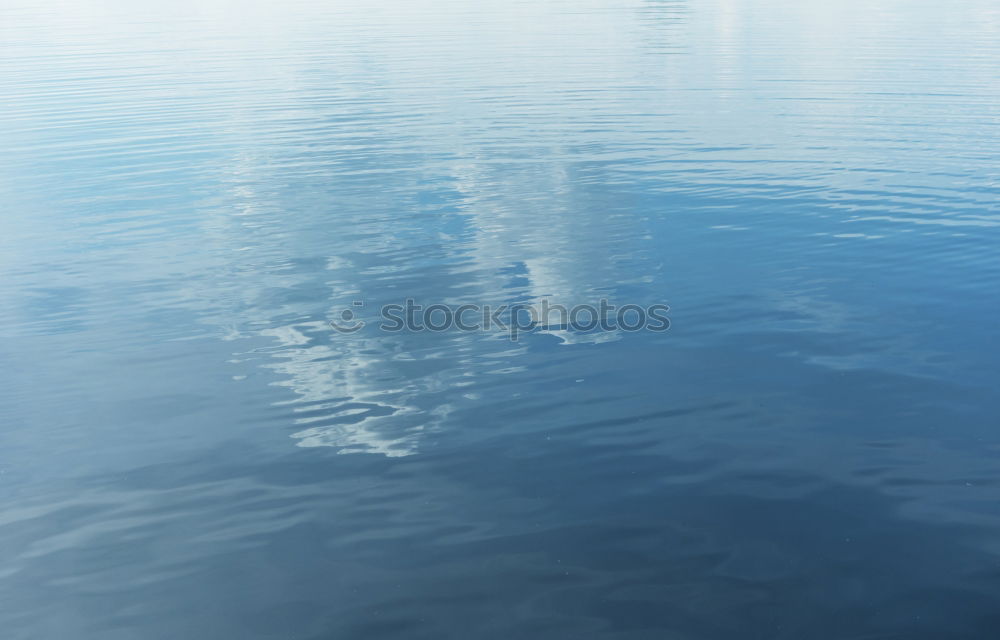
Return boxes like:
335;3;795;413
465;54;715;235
1;0;999;638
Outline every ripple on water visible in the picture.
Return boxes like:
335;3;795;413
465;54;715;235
2;0;1000;637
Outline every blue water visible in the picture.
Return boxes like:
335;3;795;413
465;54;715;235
2;0;1000;637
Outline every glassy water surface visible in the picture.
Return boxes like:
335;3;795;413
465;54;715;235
2;0;999;637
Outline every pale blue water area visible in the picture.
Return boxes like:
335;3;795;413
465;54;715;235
2;0;1000;637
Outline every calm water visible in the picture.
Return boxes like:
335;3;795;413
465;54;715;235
2;0;1000;637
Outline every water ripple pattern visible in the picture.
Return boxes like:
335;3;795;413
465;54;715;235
1;0;999;638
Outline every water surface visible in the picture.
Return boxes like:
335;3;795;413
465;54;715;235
2;0;1000;637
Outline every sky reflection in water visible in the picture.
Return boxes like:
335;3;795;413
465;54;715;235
1;0;1000;637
